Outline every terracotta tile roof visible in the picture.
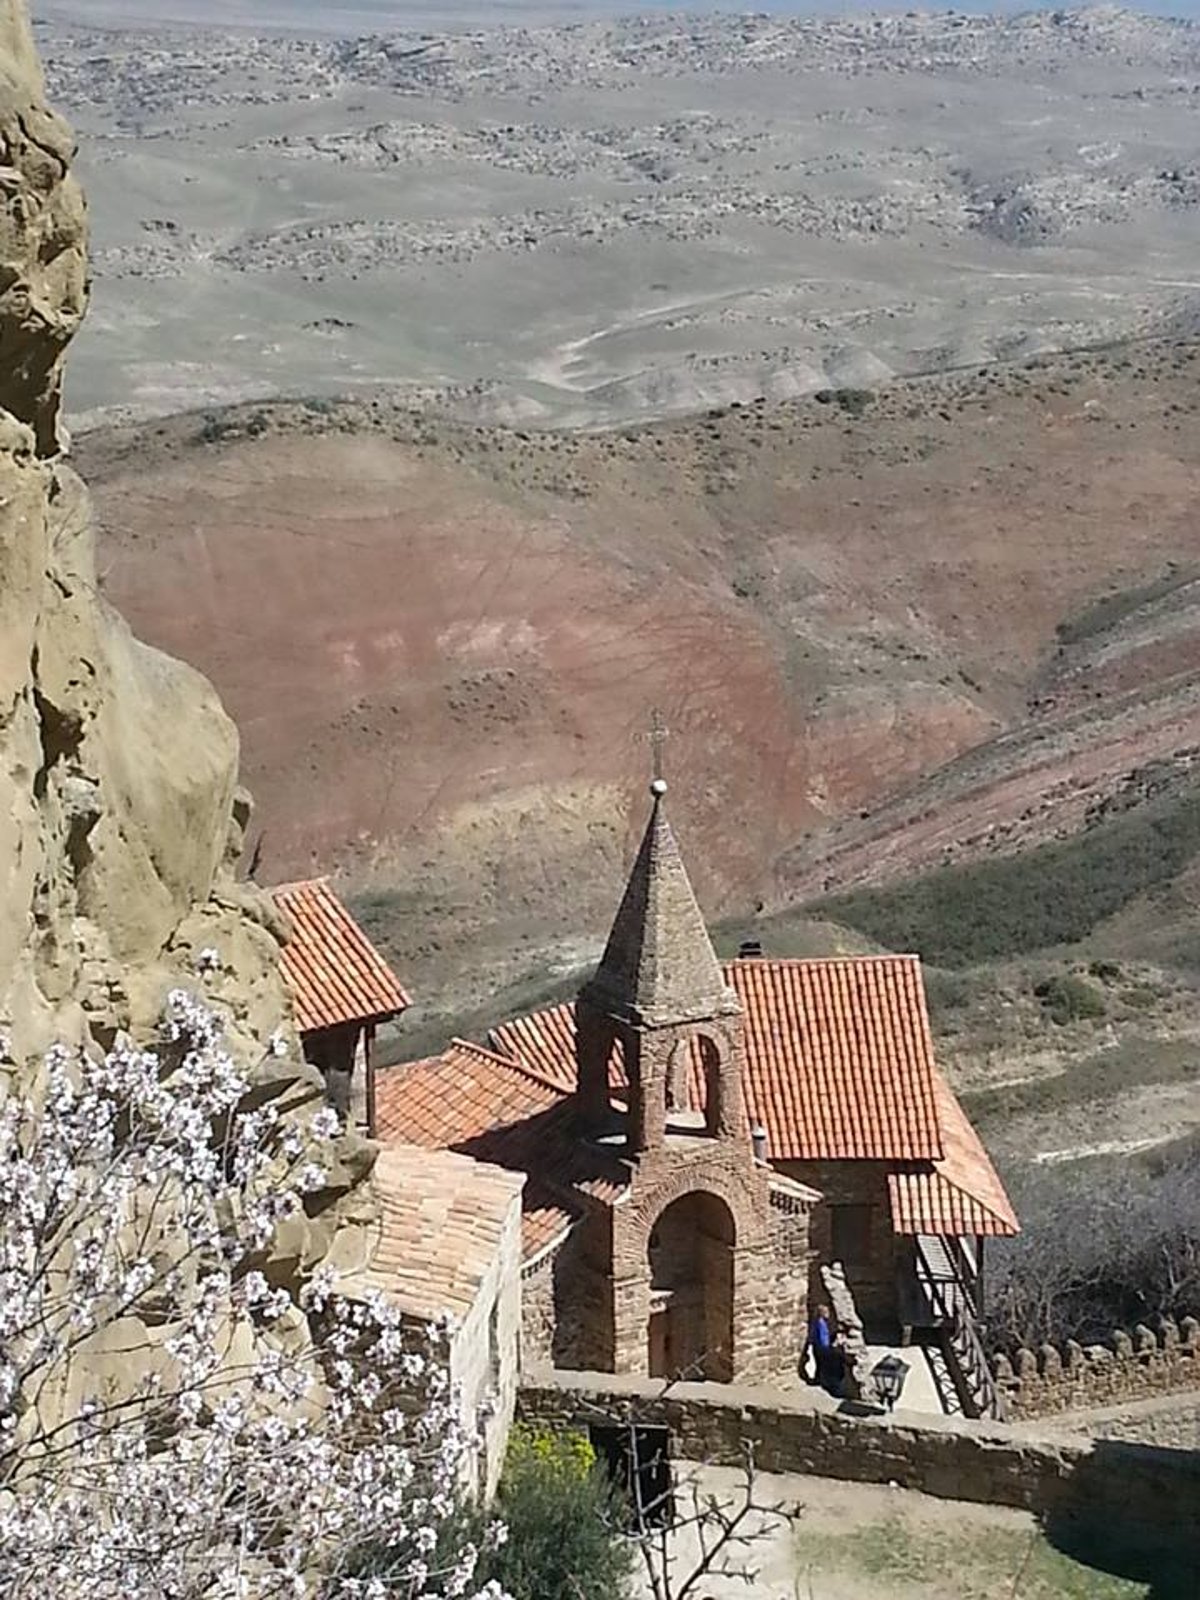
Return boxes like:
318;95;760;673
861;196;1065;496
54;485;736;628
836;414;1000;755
486;1008;581;1094
888;1071;1019;1238
269;879;410;1034
375;1039;563;1146
349;1143;524;1321
732;957;942;1162
521;1204;575;1262
374;1041;626;1261
377;957;1015;1252
492;956;943;1163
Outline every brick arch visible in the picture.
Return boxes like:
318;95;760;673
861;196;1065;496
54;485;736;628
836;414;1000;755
664;1022;741;1137
645;1188;737;1382
626;1166;761;1252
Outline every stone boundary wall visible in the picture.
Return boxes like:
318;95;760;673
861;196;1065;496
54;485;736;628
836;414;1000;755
518;1369;1200;1545
1058;1390;1200;1451
992;1316;1200;1419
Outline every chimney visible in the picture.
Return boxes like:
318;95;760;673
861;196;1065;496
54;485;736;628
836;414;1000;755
751;1125;768;1162
738;938;764;960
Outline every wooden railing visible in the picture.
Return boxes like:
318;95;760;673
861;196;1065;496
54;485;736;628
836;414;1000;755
914;1237;1002;1421
948;1301;1003;1421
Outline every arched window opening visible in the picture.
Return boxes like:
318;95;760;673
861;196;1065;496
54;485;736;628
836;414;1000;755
577;1017;626;1139
665;1038;689;1113
665;1033;725;1137
699;1035;722;1137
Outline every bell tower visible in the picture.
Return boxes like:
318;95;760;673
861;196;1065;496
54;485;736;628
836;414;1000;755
575;780;747;1154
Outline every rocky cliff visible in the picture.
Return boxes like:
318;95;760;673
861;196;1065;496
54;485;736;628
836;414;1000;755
0;1;370;1263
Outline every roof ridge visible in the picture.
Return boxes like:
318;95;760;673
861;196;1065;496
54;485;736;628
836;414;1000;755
269;875;332;894
724;953;921;968
892;1160;1018;1237
940;1172;1015;1232
926;1068;1016;1230
459;1032;573;1099
447;1035;524;1068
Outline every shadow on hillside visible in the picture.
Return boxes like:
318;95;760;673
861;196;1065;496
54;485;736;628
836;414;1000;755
1040;1438;1199;1600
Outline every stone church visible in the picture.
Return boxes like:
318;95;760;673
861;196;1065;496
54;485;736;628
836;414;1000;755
376;781;1017;1389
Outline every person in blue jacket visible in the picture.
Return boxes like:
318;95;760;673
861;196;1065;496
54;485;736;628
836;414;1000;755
803;1303;833;1386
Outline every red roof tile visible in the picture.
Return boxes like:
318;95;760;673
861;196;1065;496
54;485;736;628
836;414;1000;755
349;1144;525;1320
888;1070;1019;1238
492;956;943;1163
375;1039;562;1146
270;879;410;1034
377;957;1015;1254
374;1041;624;1261
733;957;942;1162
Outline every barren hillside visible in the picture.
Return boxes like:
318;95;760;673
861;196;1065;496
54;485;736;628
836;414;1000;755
78;335;1200;1021
38;5;1200;427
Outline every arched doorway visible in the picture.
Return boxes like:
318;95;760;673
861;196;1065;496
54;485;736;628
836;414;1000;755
646;1191;735;1382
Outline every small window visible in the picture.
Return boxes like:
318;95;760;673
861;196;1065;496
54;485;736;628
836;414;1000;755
487;1296;500;1387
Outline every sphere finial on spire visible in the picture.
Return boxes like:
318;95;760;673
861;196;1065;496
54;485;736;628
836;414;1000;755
650;777;668;798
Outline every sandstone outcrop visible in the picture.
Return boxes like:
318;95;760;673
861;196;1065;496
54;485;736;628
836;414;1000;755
0;0;372;1272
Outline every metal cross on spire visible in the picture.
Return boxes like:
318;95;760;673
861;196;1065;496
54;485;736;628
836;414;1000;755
645;707;670;783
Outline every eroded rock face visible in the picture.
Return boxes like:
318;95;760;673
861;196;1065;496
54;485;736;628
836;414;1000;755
0;2;373;1268
0;1;85;455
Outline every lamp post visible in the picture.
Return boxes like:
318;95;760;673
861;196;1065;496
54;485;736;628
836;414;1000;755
870;1353;910;1413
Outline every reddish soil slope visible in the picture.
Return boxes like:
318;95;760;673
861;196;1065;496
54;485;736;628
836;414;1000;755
78;339;1200;995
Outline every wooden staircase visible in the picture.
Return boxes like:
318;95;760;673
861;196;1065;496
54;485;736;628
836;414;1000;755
913;1236;1004;1421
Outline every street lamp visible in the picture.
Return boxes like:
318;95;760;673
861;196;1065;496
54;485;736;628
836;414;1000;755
870;1353;910;1413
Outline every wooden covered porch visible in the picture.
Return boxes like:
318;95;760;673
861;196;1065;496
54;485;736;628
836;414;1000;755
889;1163;1019;1420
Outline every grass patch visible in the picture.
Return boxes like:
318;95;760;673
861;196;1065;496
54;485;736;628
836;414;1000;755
923;967;977;1015
372;961;587;1066
793;1514;1152;1599
961;1036;1199;1126
712;914;877;962
808;782;1200;966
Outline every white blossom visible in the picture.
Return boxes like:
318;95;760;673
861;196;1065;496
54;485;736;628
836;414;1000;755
310;1107;340;1141
0;993;508;1600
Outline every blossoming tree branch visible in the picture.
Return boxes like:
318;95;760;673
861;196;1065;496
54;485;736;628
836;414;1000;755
0;976;507;1600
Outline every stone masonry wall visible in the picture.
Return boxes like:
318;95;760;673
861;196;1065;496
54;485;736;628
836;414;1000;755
1060;1391;1200;1451
993;1316;1200;1419
518;1369;1200;1544
778;1160;898;1324
449;1180;524;1500
520;1253;556;1370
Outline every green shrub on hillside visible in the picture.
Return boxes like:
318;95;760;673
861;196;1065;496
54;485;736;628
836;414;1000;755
811;783;1200;966
814;386;872;417
1033;973;1106;1025
922;968;975;1017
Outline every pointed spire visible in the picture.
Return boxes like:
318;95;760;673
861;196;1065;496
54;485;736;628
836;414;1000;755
582;781;736;1028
